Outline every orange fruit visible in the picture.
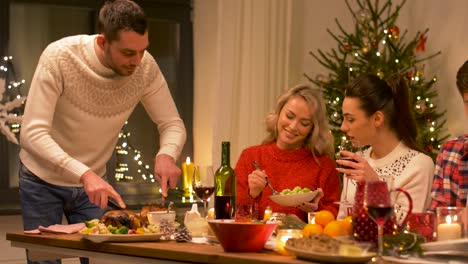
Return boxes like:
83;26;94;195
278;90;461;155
341;216;353;236
314;210;335;228
302;223;323;237
323;220;347;237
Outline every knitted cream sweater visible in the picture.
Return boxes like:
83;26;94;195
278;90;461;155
337;142;434;219
19;35;186;187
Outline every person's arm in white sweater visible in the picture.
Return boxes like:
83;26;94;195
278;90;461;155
394;153;435;215
140;64;187;197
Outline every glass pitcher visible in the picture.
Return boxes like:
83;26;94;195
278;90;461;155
352;181;413;243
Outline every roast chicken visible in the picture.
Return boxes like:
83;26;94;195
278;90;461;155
99;204;167;228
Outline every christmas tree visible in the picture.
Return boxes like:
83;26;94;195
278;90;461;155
305;0;447;159
0;56;26;144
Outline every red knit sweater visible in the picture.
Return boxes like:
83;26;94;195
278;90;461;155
235;142;340;222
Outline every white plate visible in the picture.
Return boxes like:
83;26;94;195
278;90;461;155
421;238;468;251
205;235;219;243
423;250;468;257
82;233;163;243
269;191;318;207
285;245;375;263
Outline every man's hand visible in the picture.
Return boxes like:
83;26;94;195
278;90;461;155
154;154;181;198
80;170;126;209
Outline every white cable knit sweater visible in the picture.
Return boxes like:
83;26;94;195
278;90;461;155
337;142;434;219
19;34;186;187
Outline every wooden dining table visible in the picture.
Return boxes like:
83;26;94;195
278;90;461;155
6;232;315;264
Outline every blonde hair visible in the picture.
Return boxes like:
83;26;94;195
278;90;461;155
262;84;334;158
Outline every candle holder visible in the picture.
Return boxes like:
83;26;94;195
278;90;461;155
181;157;194;198
276;229;303;255
406;211;435;242
436;207;465;241
307;212;317;224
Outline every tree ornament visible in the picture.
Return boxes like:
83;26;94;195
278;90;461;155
371;41;378;47
406;72;414;80
390;25;400;39
414;100;427;114
426;144;433;153
361;46;370;55
416;34;427;52
343;44;351;53
357;9;372;23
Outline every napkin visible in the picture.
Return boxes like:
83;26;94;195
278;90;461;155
24;223;86;235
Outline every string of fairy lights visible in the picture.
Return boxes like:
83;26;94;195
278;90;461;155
0;56;26;142
114;122;155;182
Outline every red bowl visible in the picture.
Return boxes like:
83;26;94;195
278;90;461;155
208;220;277;252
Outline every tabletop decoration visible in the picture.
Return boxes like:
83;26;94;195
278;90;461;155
383;229;425;257
174;227;192;242
276;229;303;255
159;219;177;240
270;213;307;230
436;207;464;241
181;157;195;198
406;211;435;242
263;206;273;222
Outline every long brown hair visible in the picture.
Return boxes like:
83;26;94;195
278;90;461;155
345;74;423;153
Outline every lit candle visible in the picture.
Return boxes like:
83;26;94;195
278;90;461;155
263;206;272;222
181;157;194;198
437;215;462;241
276;229;303;255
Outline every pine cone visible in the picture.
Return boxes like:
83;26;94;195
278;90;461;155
159;219;176;240
174;227;192;242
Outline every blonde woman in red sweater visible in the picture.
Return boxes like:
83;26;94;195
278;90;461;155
235;84;340;222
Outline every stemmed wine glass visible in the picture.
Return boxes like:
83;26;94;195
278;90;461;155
365;181;392;263
192;165;215;217
335;138;362;209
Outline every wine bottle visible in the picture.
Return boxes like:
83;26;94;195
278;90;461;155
214;141;236;219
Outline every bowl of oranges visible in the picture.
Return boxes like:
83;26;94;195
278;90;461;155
302;210;352;238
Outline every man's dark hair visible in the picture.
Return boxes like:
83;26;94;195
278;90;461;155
456;60;468;96
98;0;147;42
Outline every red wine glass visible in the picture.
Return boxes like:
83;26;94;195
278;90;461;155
365;181;392;262
335;138;361;210
192;165;215;217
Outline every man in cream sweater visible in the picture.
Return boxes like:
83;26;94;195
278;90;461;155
18;1;186;262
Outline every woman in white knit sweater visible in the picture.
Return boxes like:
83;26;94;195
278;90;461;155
336;74;434;220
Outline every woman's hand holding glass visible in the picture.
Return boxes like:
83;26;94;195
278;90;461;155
335;138;362;206
336;150;379;182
